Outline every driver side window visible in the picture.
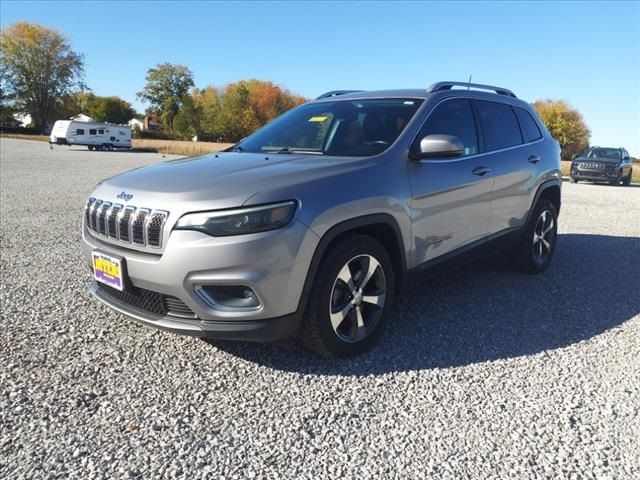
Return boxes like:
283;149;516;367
414;99;479;156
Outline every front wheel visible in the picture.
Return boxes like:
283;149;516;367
622;169;632;186
512;198;558;274
570;177;578;184
299;234;395;357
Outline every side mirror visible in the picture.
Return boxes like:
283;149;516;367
623;155;630;161
411;134;464;160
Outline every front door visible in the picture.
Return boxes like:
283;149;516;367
408;98;493;267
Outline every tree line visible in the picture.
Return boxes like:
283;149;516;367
2;21;592;156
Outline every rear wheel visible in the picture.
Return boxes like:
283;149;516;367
88;145;93;151
512;198;558;274
299;234;395;357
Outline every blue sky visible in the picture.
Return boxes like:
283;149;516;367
2;1;639;155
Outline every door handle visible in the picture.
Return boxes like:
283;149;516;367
528;155;542;164
472;166;491;176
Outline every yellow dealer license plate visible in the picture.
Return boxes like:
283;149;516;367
92;251;124;291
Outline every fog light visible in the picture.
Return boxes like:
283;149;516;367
196;285;261;310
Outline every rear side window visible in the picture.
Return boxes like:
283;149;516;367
515;107;543;142
476;100;523;151
414;99;479;156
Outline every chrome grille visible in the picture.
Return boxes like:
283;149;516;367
147;211;169;247
579;161;604;170
132;209;150;245
85;198;169;249
107;204;122;238
97;202;111;235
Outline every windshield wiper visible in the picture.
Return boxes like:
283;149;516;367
264;147;323;155
230;145;244;152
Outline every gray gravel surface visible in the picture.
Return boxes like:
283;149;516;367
1;138;639;479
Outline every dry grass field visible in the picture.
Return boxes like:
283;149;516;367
0;134;232;157
1;134;638;183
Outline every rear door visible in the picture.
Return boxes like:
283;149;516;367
408;98;493;266
475;100;540;234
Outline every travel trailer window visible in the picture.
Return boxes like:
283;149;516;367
90;129;96;135
76;129;85;135
98;129;104;134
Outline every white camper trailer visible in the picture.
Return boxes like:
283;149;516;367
50;120;132;150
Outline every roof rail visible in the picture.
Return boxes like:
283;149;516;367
427;81;517;98
315;90;365;100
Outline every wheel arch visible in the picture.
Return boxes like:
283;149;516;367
297;214;407;313
528;179;562;223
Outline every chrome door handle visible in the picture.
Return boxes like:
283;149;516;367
528;155;542;164
472;166;491;176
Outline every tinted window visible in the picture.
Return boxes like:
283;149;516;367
75;128;85;135
414;99;478;156
476;100;523;151
515;107;543;142
89;129;96;135
98;129;104;134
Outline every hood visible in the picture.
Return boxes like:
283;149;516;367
91;151;370;212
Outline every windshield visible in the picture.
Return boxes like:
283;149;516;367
235;98;424;157
582;148;621;160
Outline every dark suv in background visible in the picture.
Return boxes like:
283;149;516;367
570;147;634;186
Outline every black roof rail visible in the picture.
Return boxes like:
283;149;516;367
427;81;517;98
315;90;365;100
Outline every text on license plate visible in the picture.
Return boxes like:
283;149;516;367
92;251;124;291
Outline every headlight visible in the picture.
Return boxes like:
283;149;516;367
174;201;297;237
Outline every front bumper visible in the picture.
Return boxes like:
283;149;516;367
90;281;302;341
571;167;619;181
83;219;319;341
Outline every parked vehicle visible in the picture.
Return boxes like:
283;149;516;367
50;120;131;150
570;147;633;186
82;81;562;357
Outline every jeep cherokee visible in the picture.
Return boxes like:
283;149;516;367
83;81;562;357
570;146;633;186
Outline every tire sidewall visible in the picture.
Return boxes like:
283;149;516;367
305;236;395;357
523;199;558;273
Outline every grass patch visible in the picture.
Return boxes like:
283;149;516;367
132;139;233;156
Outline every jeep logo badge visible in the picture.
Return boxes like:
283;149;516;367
116;191;134;202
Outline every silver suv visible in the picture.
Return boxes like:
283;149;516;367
83;81;562;357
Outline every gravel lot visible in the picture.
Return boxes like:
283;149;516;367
1;137;639;479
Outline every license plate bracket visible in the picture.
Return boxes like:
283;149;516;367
92;251;125;291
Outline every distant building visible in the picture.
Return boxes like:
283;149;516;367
70;113;95;123
128;118;144;131
13;113;32;128
127;116;162;132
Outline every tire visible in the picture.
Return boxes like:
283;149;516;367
569;177;578;184
88;145;93;151
622;169;632;186
609;173;620;186
299;234;395;357
512;198;558;274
